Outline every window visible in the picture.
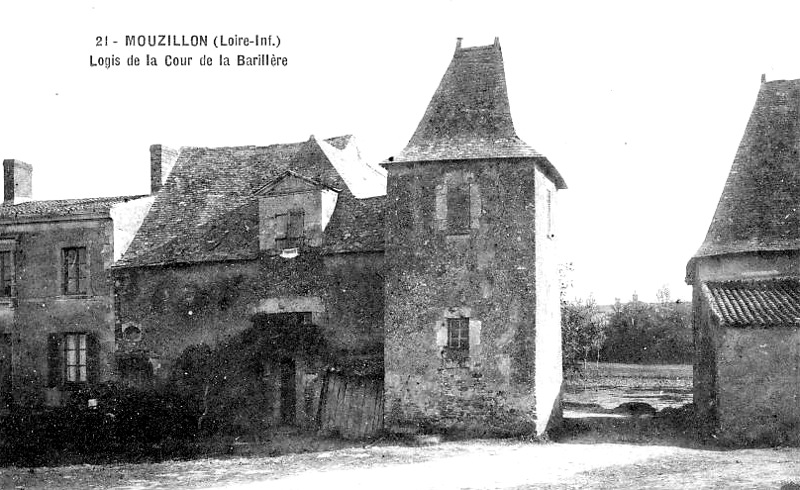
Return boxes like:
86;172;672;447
47;332;97;387
65;333;87;383
62;247;88;295
447;183;470;233
275;210;304;249
446;317;470;351
0;251;11;297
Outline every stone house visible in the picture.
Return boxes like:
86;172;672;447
113;38;566;436
686;75;800;444
112;135;387;429
382;38;566;436
0;158;153;408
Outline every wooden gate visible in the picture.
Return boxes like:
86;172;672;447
317;371;383;439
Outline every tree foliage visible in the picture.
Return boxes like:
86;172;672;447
561;297;608;371
601;296;692;364
559;265;693;368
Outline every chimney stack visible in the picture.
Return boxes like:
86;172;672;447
3;159;33;204
149;145;179;194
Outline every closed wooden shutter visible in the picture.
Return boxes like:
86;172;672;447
447;184;470;233
47;334;62;387
86;333;100;384
288;210;304;245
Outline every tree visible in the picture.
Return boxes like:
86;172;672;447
561;297;608;371
601;290;692;364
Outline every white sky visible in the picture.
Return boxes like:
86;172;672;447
2;0;798;304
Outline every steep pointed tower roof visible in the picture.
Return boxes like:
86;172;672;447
694;77;800;259
387;37;566;189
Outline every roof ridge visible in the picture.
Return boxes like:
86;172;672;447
385;39;566;188
692;79;800;260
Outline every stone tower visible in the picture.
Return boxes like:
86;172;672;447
686;76;800;444
383;38;567;436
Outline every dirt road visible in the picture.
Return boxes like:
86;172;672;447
1;440;798;490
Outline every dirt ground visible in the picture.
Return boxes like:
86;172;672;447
1;440;798;489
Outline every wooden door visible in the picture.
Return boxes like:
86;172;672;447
280;357;296;425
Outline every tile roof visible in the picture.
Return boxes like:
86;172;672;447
703;278;800;327
385;38;566;189
321;195;384;254
116;135;385;268
693;78;800;259
0;195;147;220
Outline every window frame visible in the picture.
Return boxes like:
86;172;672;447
0;250;12;297
446;317;470;351
62;246;88;296
446;183;471;234
275;209;305;249
64;332;88;384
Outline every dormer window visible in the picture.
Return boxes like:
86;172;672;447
255;171;340;253
275;209;305;249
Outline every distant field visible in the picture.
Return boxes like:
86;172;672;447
563;362;693;416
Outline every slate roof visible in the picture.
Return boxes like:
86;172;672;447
117;135;385;268
703;279;800;327
386;38;566;189
693;78;800;259
0;195;146;221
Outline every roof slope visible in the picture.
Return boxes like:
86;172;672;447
694;79;800;259
703;278;800;327
117;135;385;268
387;38;566;189
0;195;146;220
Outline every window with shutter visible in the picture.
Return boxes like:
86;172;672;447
47;332;97;387
447;183;470;233
47;334;63;387
275;210;304;249
62;247;88;295
65;333;87;383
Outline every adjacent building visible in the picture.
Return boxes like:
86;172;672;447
112;136;387;430
0;158;153;408
686;75;800;444
2;38;566;438
383;38;566;436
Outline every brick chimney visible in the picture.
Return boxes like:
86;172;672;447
149;145;179;194
3;159;33;204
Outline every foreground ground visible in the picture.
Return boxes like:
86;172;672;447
3;364;798;489
1;440;798;489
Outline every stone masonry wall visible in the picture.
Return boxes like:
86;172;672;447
384;159;544;436
114;251;383;427
0;218;117;406
716;327;800;445
692;249;800;435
